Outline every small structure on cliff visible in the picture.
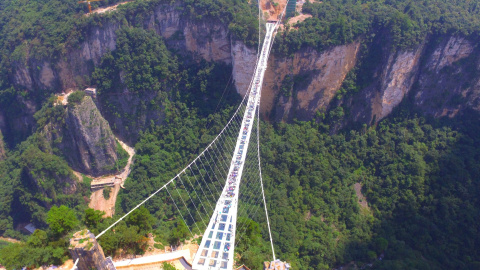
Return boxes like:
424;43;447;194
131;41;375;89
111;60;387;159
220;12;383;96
69;229;116;270
84;87;97;97
91;177;117;190
285;0;296;18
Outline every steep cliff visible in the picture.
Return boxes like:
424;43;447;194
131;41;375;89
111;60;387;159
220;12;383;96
344;35;480;126
263;42;360;121
4;0;480;142
63;96;120;176
10;2;232;93
414;36;480;117
4;1;240;145
0;130;5;161
263;34;479;126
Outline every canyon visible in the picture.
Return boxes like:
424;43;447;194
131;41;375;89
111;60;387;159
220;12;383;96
2;1;480;146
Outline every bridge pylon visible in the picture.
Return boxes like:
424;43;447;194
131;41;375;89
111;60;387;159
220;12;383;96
69;229;116;270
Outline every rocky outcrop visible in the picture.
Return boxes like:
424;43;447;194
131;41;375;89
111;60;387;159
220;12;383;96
0;130;5;160
262;42;360;121
11;2;232;93
69;229;116;270
63;96;120;176
231;41;258;96
151;3;232;63
354;43;424;123
414;36;480;117
356;35;479;123
12;22;120;92
5;0;480;140
372;44;424;121
341;35;480;126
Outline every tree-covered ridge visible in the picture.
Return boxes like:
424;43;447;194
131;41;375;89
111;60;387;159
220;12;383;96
0;0;257;87
0;22;244;268
181;0;260;46
106;106;480;269
0;100;93;237
0;0;126;65
92;27;239;142
258;114;480;269
276;0;480;54
0;0;258;146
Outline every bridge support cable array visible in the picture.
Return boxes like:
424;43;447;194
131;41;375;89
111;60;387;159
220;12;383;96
191;22;277;270
94;58;260;240
93;8;274;240
94;9;285;270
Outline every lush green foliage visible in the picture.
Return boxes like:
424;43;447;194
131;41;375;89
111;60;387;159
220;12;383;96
84;206;154;257
115;142;129;170
276;0;480;54
1;1;480;269
0;135;89;234
162;262;179;270
0;130;6;160
103;186;112;200
254;114;480;269
182;0;259;46
47;205;79;236
67;91;86;106
0;205;156;269
111;84;480;270
0;206;78;269
92;27;239;141
0;99;91;237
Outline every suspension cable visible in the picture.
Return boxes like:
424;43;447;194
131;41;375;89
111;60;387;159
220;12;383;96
257;96;276;261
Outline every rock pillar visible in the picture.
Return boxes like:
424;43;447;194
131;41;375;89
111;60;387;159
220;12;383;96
69;229;116;270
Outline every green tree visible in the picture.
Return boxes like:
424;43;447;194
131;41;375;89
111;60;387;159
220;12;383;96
103;186;112;199
162;262;178;270
169;220;190;245
84;208;105;230
46;205;78;236
126;206;154;234
27;229;48;248
67;91;85;106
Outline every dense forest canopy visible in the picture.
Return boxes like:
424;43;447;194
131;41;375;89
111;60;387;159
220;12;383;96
276;0;480;54
0;0;259;147
0;0;480;269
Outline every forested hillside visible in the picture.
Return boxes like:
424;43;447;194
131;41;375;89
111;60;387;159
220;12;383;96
259;110;480;269
276;0;480;54
0;0;480;269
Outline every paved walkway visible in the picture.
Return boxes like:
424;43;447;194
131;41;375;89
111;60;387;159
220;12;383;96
114;249;192;270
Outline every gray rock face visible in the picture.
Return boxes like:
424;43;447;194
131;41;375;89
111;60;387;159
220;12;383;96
414;36;480;117
98;93;165;145
64;96;119;176
262;43;360;122
10;2;232;93
69;229;116;270
5;1;480;141
0;130;5;161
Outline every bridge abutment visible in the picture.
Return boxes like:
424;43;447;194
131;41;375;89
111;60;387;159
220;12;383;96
69;229;116;270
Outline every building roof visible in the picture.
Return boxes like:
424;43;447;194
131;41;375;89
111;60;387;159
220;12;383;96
24;223;36;234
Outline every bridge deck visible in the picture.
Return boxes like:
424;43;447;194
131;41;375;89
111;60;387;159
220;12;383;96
191;22;277;270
